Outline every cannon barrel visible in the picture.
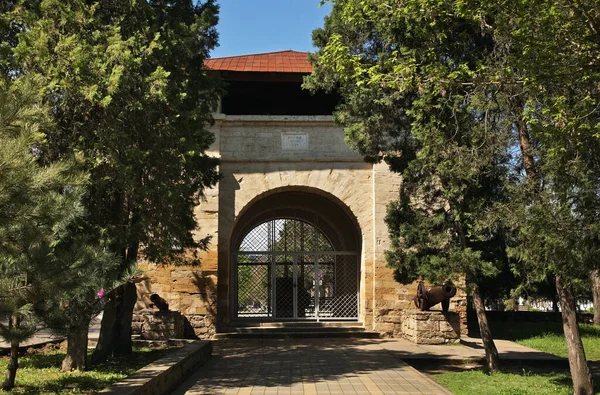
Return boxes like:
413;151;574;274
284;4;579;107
150;293;170;312
414;282;456;312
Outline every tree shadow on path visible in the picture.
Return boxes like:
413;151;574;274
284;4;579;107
172;338;450;395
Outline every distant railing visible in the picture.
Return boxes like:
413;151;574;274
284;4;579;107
468;310;594;325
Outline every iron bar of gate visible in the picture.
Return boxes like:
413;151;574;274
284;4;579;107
271;252;276;318
233;217;359;321
233;254;359;320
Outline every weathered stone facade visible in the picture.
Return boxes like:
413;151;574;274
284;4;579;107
136;113;467;339
400;311;461;344
138;310;185;340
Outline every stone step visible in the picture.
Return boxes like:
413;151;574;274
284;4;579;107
213;331;380;339
229;326;366;333
213;324;380;339
232;321;362;328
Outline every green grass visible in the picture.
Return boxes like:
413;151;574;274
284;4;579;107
432;321;600;394
484;321;600;360
0;346;171;394
433;370;600;395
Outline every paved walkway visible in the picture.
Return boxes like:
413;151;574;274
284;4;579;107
0;315;101;350
379;337;564;362
2;319;562;395
173;338;453;395
171;337;564;395
0;327;62;349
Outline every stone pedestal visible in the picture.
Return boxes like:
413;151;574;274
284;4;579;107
401;310;460;344
140;311;185;340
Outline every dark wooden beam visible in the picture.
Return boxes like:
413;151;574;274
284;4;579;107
220;71;306;83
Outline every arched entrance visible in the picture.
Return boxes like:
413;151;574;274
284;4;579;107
230;190;361;321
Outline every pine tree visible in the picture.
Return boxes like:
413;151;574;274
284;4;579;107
0;77;119;386
34;235;121;372
309;0;600;391
485;1;600;392
306;0;507;371
384;110;510;372
0;77;74;389
2;0;221;362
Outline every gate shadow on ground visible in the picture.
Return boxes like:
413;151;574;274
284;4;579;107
172;338;451;394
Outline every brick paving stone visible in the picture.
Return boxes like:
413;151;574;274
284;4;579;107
171;339;451;395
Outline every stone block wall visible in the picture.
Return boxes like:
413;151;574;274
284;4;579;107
135;114;468;339
215;115;360;162
136;264;218;338
400;310;461;344
135;179;220;338
373;284;468;338
138;311;185;340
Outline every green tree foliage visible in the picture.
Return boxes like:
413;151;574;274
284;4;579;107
33;232;121;372
271;219;333;252
1;0;222;361
0;77;61;389
8;0;221;264
482;0;600;290
310;0;600;391
306;0;508;371
0;1;17;81
0;77;118;387
488;2;600;392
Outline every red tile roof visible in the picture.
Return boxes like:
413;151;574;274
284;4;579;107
205;50;313;73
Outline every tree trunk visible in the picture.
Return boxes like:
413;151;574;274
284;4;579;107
1;342;19;390
114;281;137;357
91;296;117;364
513;99;539;191
472;283;500;372
1;315;20;390
556;275;594;395
61;326;89;372
591;270;600;325
516;117;537;182
512;98;593;394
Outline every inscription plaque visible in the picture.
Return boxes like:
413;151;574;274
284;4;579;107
282;133;309;151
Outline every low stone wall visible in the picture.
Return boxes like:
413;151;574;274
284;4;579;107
135;311;185;340
99;340;212;395
377;283;468;338
400;310;461;344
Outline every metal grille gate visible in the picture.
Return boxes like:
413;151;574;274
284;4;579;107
233;218;359;320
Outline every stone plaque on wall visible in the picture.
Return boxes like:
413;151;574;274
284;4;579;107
282;133;309;151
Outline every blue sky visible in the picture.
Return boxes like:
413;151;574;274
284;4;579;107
210;1;332;58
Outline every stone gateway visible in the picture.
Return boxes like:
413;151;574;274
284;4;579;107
136;51;467;340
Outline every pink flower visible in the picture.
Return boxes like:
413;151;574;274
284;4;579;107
97;288;105;299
